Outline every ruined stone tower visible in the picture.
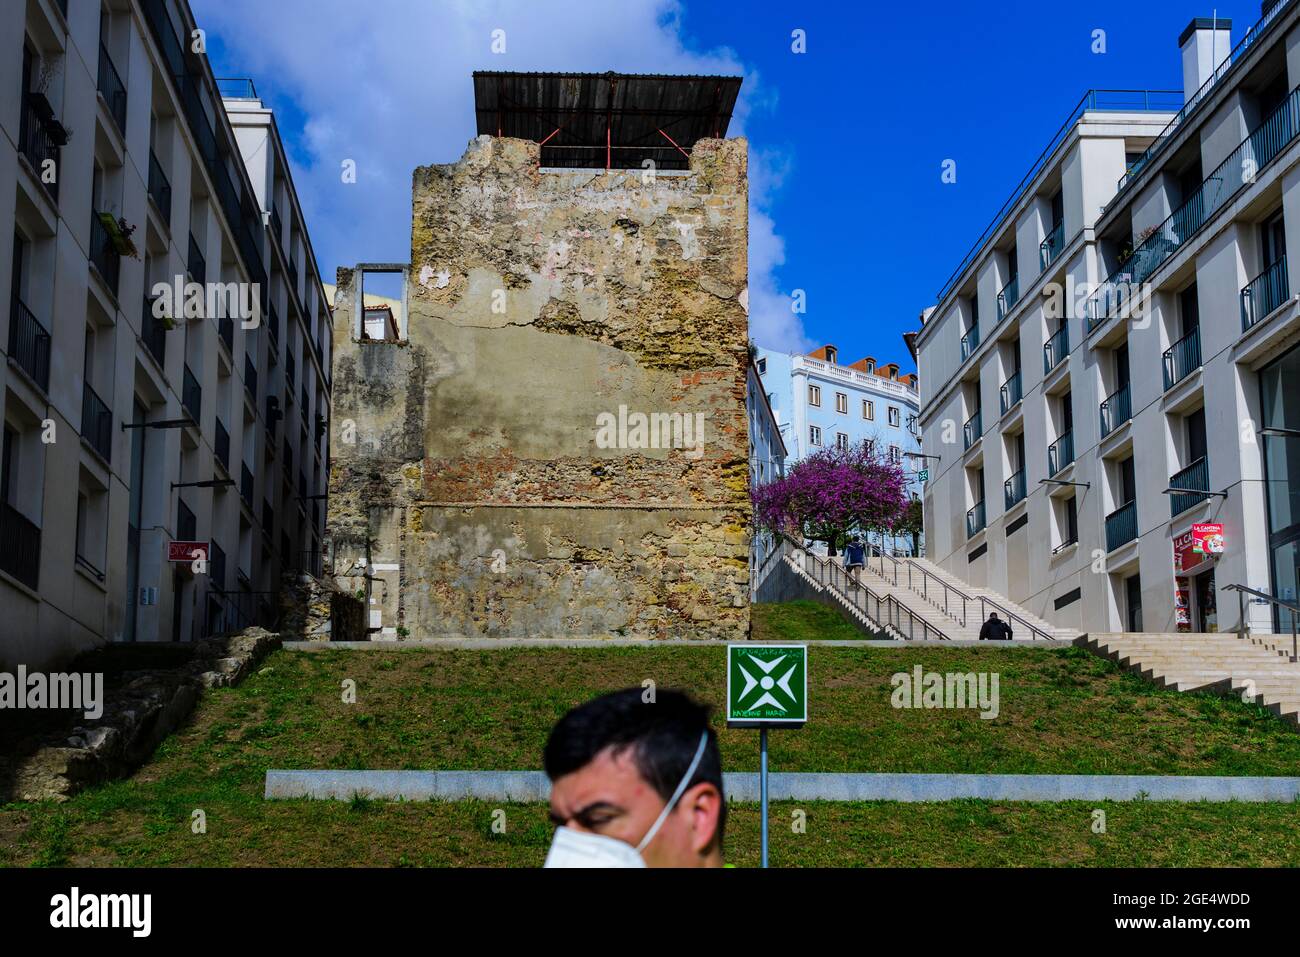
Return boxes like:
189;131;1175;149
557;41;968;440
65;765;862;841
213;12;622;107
328;72;750;640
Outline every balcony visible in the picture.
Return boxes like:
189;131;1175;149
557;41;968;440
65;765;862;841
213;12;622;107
1004;468;1026;510
219;315;234;355
1048;430;1074;476
960;324;980;362
263;498;275;533
1105;500;1138;552
963;408;982;451
270;204;283;246
0;503;41;591
966;499;986;539
240;464;254;506
182;364;202;422
148;150;172;223
89;212;121;296
1169;457;1210;516
18;94;64;202
97;43;127;136
8;294;51;392
999;369;1022;414
1162;326;1201;391
142;296;167;367
1241;255;1289;331
215;419;231;473
287;350;296;388
1039;220;1065;270
81;383;112;463
244;353;258;402
267;304;280;351
1092;84;1300;324
1043;324;1068;375
996;275;1020;322
1099;381;1132;438
188;233;206;285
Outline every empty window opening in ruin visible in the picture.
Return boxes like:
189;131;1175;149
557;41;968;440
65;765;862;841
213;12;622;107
357;268;407;343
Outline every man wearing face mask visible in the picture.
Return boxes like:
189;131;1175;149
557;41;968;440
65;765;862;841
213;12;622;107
542;687;726;868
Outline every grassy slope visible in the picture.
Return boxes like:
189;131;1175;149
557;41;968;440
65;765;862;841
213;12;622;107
2;605;1299;867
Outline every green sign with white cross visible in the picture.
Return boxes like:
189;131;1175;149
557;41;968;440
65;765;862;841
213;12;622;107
726;644;808;726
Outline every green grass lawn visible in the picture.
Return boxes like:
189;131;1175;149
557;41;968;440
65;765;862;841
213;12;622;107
2;605;1299;867
751;600;882;640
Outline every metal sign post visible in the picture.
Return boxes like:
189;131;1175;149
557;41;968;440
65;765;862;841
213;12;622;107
726;643;807;868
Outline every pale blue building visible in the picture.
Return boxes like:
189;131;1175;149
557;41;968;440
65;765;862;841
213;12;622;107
755;343;923;552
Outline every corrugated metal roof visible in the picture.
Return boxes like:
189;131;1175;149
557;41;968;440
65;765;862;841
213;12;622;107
472;71;742;170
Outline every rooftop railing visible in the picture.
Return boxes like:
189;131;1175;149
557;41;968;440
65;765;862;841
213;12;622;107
935;89;1181;306
1115;1;1294;198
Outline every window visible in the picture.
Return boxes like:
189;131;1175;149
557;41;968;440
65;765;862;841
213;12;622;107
888;406;900;428
808;384;821;407
906;413;918;434
889;445;901;463
825;346;837;364
809;425;822;446
835;432;848;451
1053;495;1079;549
862;400;874;420
756;357;766;375
865;360;875;373
835;392;848;414
1125;575;1143;632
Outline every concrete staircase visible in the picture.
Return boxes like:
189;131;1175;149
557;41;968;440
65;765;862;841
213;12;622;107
1080;632;1300;728
850;550;1078;642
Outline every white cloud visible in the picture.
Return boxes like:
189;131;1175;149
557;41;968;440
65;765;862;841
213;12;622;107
192;0;805;347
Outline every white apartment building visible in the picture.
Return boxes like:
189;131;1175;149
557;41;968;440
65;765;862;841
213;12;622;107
1;0;331;669
916;4;1300;638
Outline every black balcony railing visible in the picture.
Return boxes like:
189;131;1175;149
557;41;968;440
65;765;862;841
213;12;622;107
1000;369;1022;414
1106;500;1138;552
1040;220;1065;270
81;383;112;462
182;364;202;422
0;502;41;590
89;212;121;296
1043;324;1068;375
298;472;307;502
1099;381;1132;438
963;408;982;450
240;463;254;506
1162;325;1202;391
219;315;234;353
286;350;295;388
8;294;51;392
244;353;258;401
1004;469;1026;510
18;94;62;201
1048;430;1074;476
142;296;167;366
215;419;231;473
263;498;274;533
188;233;206;285
996;274;1020;322
1241;255;1289;331
148;150;172;223
1169;457;1211;516
960;324;980;362
966;500;986;539
97;43;127;135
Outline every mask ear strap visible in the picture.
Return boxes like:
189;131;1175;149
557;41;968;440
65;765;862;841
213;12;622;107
635;730;710;853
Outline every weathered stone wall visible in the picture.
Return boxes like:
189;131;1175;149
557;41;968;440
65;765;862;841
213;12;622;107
328;135;751;640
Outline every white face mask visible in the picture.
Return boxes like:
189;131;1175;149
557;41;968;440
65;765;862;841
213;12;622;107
543;730;710;869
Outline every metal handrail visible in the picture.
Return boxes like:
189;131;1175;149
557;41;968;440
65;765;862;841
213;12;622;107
1224;583;1298;661
779;534;950;641
865;541;1056;641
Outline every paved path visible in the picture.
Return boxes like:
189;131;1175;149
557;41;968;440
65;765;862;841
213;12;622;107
264;769;1300;803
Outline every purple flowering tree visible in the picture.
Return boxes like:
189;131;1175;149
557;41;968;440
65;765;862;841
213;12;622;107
752;441;910;555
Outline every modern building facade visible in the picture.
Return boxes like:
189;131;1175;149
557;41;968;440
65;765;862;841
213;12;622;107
916;4;1300;636
747;354;786;585
1;0;330;669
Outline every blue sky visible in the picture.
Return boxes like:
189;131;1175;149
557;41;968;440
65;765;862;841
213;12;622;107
196;0;1257;372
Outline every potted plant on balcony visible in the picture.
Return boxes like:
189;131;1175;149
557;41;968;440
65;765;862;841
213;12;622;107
97;213;140;260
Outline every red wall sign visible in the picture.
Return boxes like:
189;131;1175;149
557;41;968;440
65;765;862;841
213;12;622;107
1172;524;1225;575
168;541;208;563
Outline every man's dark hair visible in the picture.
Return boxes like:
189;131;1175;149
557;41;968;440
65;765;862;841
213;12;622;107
544;688;726;842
